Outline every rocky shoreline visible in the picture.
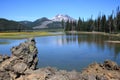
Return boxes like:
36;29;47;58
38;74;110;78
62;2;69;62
0;38;120;80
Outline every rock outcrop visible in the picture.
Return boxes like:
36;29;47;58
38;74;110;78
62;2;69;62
81;60;120;80
0;38;120;80
11;38;38;70
16;61;120;80
0;38;38;80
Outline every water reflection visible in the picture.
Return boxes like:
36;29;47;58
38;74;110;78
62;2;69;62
0;39;10;44
0;34;120;71
56;33;120;60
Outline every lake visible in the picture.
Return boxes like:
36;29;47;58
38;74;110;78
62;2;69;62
0;33;120;71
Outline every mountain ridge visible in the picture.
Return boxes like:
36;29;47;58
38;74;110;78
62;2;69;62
0;14;76;30
20;14;76;29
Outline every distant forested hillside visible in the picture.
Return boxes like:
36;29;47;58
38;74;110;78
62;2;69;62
0;18;32;31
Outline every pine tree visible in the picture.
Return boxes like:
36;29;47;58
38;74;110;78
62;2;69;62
77;17;82;31
69;21;72;31
94;20;97;31
72;21;77;31
97;16;101;31
116;6;120;32
108;14;113;33
101;15;106;32
113;17;117;33
87;18;94;31
65;20;69;31
61;19;65;30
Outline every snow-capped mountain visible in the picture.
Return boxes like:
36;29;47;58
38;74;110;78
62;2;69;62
52;14;76;22
19;14;76;29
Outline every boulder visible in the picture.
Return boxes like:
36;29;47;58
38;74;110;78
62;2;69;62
13;62;27;74
104;60;119;70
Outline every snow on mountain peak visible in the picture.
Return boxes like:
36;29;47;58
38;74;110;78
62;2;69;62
52;14;76;22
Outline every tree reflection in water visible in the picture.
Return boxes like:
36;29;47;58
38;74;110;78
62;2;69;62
58;33;120;61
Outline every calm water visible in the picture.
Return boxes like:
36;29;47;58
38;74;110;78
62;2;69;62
0;33;120;71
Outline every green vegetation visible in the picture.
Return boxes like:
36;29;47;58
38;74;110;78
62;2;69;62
0;32;64;39
64;7;120;34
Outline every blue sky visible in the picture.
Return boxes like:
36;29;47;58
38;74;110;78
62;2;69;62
0;0;120;21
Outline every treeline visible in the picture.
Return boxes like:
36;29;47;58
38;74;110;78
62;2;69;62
0;18;32;32
64;7;120;33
